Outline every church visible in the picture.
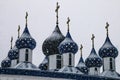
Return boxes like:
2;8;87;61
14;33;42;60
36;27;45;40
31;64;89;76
0;2;120;80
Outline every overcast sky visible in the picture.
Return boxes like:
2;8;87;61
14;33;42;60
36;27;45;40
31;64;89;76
0;0;120;73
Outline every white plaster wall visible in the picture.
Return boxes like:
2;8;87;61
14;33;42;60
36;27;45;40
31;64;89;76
103;57;115;71
63;53;74;66
19;48;32;63
49;55;56;70
0;74;71;80
11;59;17;67
89;67;100;75
63;53;69;66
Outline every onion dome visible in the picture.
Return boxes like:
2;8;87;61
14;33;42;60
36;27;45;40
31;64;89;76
39;56;48;70
76;45;88;74
42;25;64;56
85;34;102;68
99;22;118;58
59;17;78;54
16;12;36;50
8;46;19;60
1;57;11;68
42;3;64;56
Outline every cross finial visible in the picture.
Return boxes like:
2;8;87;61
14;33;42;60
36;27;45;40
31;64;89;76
67;17;70;32
10;36;13;49
80;44;83;57
105;22;109;36
91;34;95;48
55;2;60;25
18;25;20;38
25;12;28;26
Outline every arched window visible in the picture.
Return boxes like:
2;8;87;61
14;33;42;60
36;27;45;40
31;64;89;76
56;55;61;69
110;58;113;70
25;49;29;61
17;59;19;64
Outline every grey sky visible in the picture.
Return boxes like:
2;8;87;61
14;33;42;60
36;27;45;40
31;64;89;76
0;0;120;73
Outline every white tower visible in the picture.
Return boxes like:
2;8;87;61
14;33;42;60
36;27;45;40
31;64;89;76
99;22;119;77
42;2;65;70
85;34;102;75
15;12;36;63
58;17;78;67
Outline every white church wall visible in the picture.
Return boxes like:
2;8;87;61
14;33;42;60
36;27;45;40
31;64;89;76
19;48;32;63
63;53;74;66
0;74;71;80
103;57;115;71
48;55;57;70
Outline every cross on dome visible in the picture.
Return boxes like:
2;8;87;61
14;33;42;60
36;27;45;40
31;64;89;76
105;22;109;36
25;12;28;26
80;44;83;57
18;25;20;38
67;17;70;32
10;36;13;49
55;2;60;25
91;34;95;48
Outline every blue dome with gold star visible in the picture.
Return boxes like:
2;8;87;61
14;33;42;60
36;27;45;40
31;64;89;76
59;31;78;54
8;46;19;60
1;57;11;68
99;36;118;58
16;26;36;50
85;48;102;68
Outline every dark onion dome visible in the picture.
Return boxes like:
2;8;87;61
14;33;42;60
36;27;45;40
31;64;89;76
99;36;118;58
58;31;78;54
8;46;19;60
16;26;36;50
1;57;11;68
39;56;48;70
76;56;88;74
42;25;65;56
85;48;102;68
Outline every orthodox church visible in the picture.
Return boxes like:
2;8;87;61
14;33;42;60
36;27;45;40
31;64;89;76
0;2;120;80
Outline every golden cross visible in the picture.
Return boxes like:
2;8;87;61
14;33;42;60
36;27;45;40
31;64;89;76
67;17;70;31
18;25;20;38
55;2;60;24
91;34;95;48
80;44;83;56
10;36;13;49
105;22;109;36
25;12;28;26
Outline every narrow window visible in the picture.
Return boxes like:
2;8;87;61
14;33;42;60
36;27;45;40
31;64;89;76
95;67;97;71
110;58;113;70
25;49;29;61
56;55;61;69
17;59;19;64
69;54;72;66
